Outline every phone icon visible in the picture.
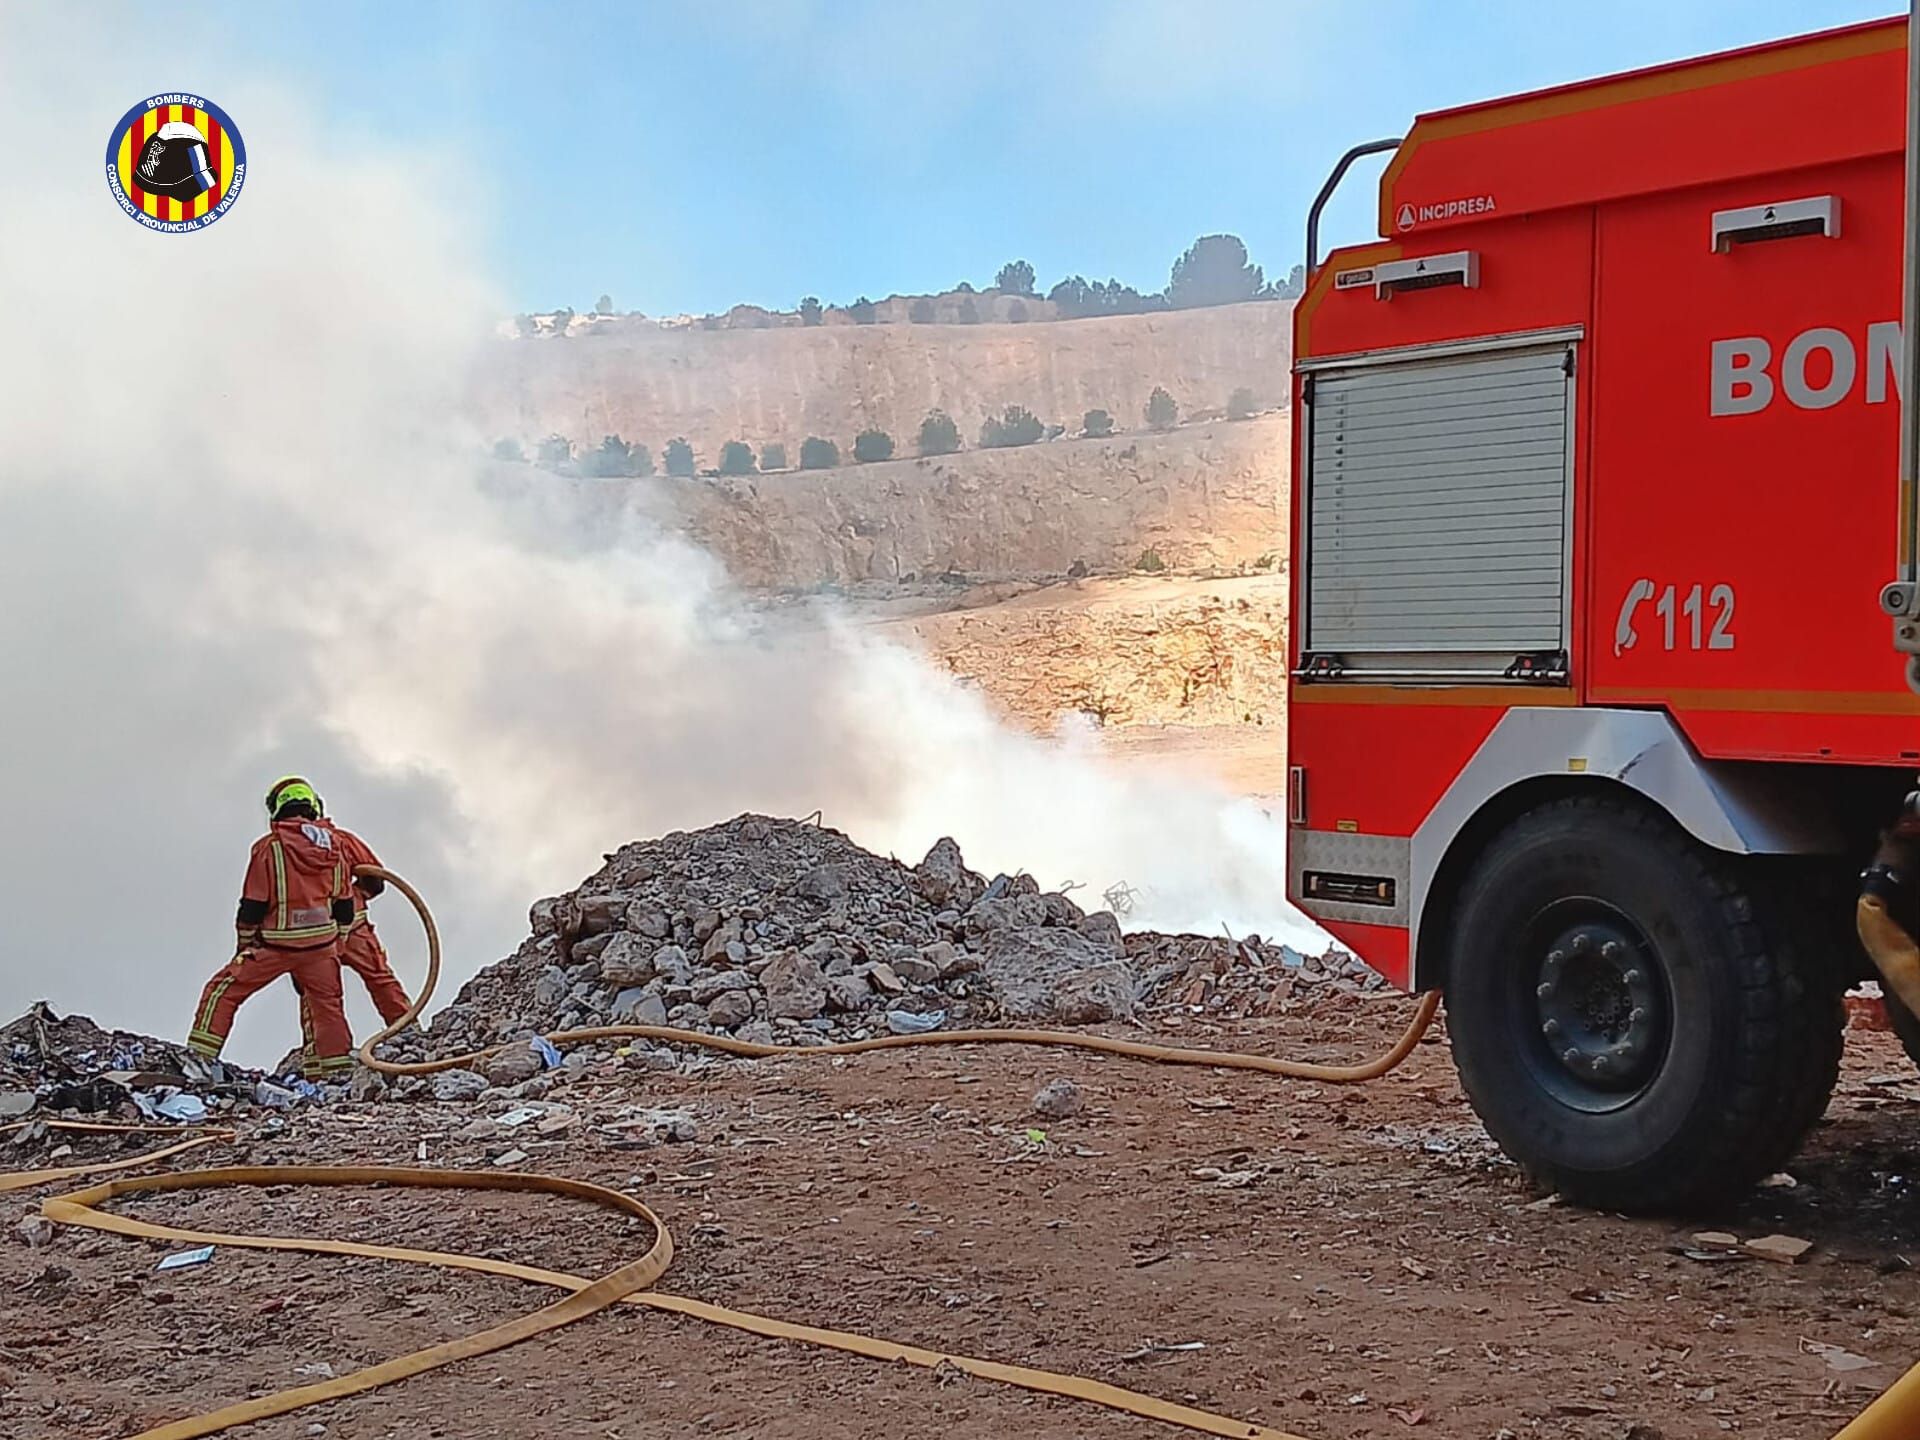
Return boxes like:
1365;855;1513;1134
1614;579;1655;657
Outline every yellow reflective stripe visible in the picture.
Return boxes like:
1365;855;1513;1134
260;924;339;943
196;974;238;1035
270;840;289;934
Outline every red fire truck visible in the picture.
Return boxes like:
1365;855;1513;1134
1288;14;1920;1212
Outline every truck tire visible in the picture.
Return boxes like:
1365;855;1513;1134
1445;795;1828;1214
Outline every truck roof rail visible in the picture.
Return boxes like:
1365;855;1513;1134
1305;137;1401;277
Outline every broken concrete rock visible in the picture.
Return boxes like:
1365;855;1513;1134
1077;910;1126;957
429;1069;490;1103
626;903;672;939
610;987;665;1025
651;944;693;983
796;864;849;902
966;893;1052;935
706;990;754;1030
891;954;940;986
983;926;1138;1024
914;836;983;909
824;974;872;1013
598;934;656;988
532;966;569;1010
761;951;828;1020
691;970;754;1005
920;940;973;977
700;916;744;965
483;1043;545;1089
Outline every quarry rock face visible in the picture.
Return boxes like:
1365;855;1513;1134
397;814;1384;1076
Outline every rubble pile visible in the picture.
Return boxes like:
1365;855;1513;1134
417;814;1379;1083
0;1001;319;1124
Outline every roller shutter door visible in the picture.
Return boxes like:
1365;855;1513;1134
1306;343;1572;658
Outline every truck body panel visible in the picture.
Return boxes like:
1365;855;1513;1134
1289;15;1917;990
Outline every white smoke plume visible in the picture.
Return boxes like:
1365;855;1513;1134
0;9;1322;1065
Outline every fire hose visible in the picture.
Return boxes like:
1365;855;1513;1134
10;864;1911;1439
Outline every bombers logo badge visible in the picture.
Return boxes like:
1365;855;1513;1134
106;93;246;232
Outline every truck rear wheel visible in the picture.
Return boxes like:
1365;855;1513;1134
1445;795;1829;1214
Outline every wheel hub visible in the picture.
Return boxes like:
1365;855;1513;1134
1533;921;1663;1090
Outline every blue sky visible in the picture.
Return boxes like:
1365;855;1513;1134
219;1;1894;315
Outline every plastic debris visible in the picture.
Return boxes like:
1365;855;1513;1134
531;1037;563;1069
885;1009;946;1035
253;1080;299;1110
495;1107;541;1128
156;1246;215;1271
155;1092;209;1122
1804;1339;1878;1372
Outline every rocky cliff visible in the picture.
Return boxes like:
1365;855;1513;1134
554;413;1291;589
472;301;1292;464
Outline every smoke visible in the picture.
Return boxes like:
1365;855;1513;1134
0;11;1321;1066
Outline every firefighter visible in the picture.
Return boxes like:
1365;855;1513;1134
187;777;355;1081
317;801;412;1027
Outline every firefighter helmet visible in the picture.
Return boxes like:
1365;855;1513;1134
264;776;323;817
132;120;215;202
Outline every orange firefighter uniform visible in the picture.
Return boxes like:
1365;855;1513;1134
189;811;355;1080
322;820;412;1024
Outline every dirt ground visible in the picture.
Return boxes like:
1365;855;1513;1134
8;1005;1920;1440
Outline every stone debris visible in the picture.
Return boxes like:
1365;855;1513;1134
1744;1234;1815;1265
408;814;1375;1072
428;1070;490;1103
1031;1078;1083;1120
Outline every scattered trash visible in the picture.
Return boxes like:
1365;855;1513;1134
1388;1407;1429;1427
1023;1128;1048;1145
1760;1171;1799;1189
531;1036;564;1069
156;1246;215;1271
154;1092;209;1123
495;1107;542;1129
15;1215;54;1249
1744;1234;1815;1265
1117;1340;1206;1362
1191;1166;1261;1189
0;1092;34;1119
294;1361;336;1380
253;1080;299;1110
886;1009;946;1035
1803;1339;1878;1372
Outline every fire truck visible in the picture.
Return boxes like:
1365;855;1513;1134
1287;14;1920;1212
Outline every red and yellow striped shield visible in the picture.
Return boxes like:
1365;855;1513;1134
105;93;247;232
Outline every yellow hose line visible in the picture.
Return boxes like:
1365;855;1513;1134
12;863;1443;1440
39;1165;1307;1440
